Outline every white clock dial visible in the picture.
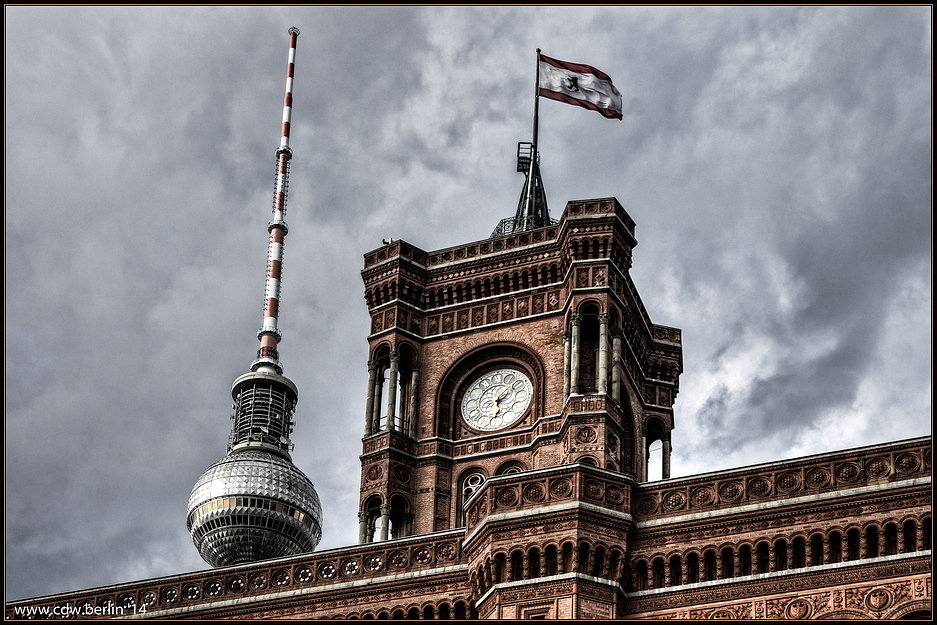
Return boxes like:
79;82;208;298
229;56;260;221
461;368;533;431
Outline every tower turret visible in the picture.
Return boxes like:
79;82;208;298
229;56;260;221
187;27;322;568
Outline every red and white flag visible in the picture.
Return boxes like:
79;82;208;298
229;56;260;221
538;53;623;120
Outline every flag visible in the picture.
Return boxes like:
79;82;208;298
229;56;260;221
538;53;623;120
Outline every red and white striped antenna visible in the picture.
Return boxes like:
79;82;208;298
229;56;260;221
253;26;300;375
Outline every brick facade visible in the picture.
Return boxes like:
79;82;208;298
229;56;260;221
7;198;930;620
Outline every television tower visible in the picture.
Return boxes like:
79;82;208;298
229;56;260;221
187;27;322;568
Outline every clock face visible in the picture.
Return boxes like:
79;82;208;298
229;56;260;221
461;368;533;431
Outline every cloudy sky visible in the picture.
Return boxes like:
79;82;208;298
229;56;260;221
5;6;930;601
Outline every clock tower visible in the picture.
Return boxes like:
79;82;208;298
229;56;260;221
357;192;683;546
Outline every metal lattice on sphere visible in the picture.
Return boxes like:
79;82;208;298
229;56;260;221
187;450;322;567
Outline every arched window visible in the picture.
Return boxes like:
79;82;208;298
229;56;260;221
687;553;700;583
459;471;486;527
846;529;860;560
810;534;824;566
775;540;788;571
867;526;880;558
703;550;717;581
793;537;806;568
903;520;917;552
669;555;682;586
634;560;648;590
829;532;843;563
756;542;770;573
577;304;600;393
721;547;734;578
884;523;899;555
529;547;542;578
497;461;525;475
739;545;753;575
651;558;665;588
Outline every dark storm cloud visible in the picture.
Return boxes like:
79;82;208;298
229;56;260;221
5;6;930;601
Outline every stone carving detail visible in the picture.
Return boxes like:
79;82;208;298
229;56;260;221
636;495;658;514
577;427;597;443
836;462;860;483
366;465;383;481
390;551;408;569
184;584;200;600
606;485;624;505
663;491;686;511
523;483;546;503
295;565;313;582
365;554;383;572
785;597;812;619
805;468;830;488
341;559;359;576
226;577;245;593
496;487;518;507
895;453;920;474
585;480;603;500
413;547;432;565
776;472;800;492
691;487;714;507
719;482;742;502
865;587;892;612
318;563;336;580
249;573;267;590
273;569;290;586
747;477;771;498
393;465;411;483
550;478;572;498
866;457;890;478
437;543;456;561
159;587;179;603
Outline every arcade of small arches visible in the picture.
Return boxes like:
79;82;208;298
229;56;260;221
563;301;673;482
632;516;931;591
365;262;562;310
358;494;413;544
364;344;420;438
471;539;628;599
336;599;476;620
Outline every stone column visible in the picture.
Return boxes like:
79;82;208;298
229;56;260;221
916;521;924;552
638;422;648;483
385;352;399;431
523;552;530;580
358;511;369;544
563;331;571;399
540;550;548;578
364;360;377;436
662;437;672;480
570;316;582;394
371;375;384;432
597;313;609;394
378;504;391;541
860;532;868;559
681;559;689;585
663;560;671;587
734;550;742;577
786;545;794;570
408;364;421;438
611;331;622;404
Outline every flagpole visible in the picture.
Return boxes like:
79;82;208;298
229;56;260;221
524;49;541;225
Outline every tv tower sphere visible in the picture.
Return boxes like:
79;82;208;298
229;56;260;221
187;27;322;568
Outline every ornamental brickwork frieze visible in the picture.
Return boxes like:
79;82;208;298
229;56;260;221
633;440;930;521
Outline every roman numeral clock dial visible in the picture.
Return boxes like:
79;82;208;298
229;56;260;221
460;368;533;431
